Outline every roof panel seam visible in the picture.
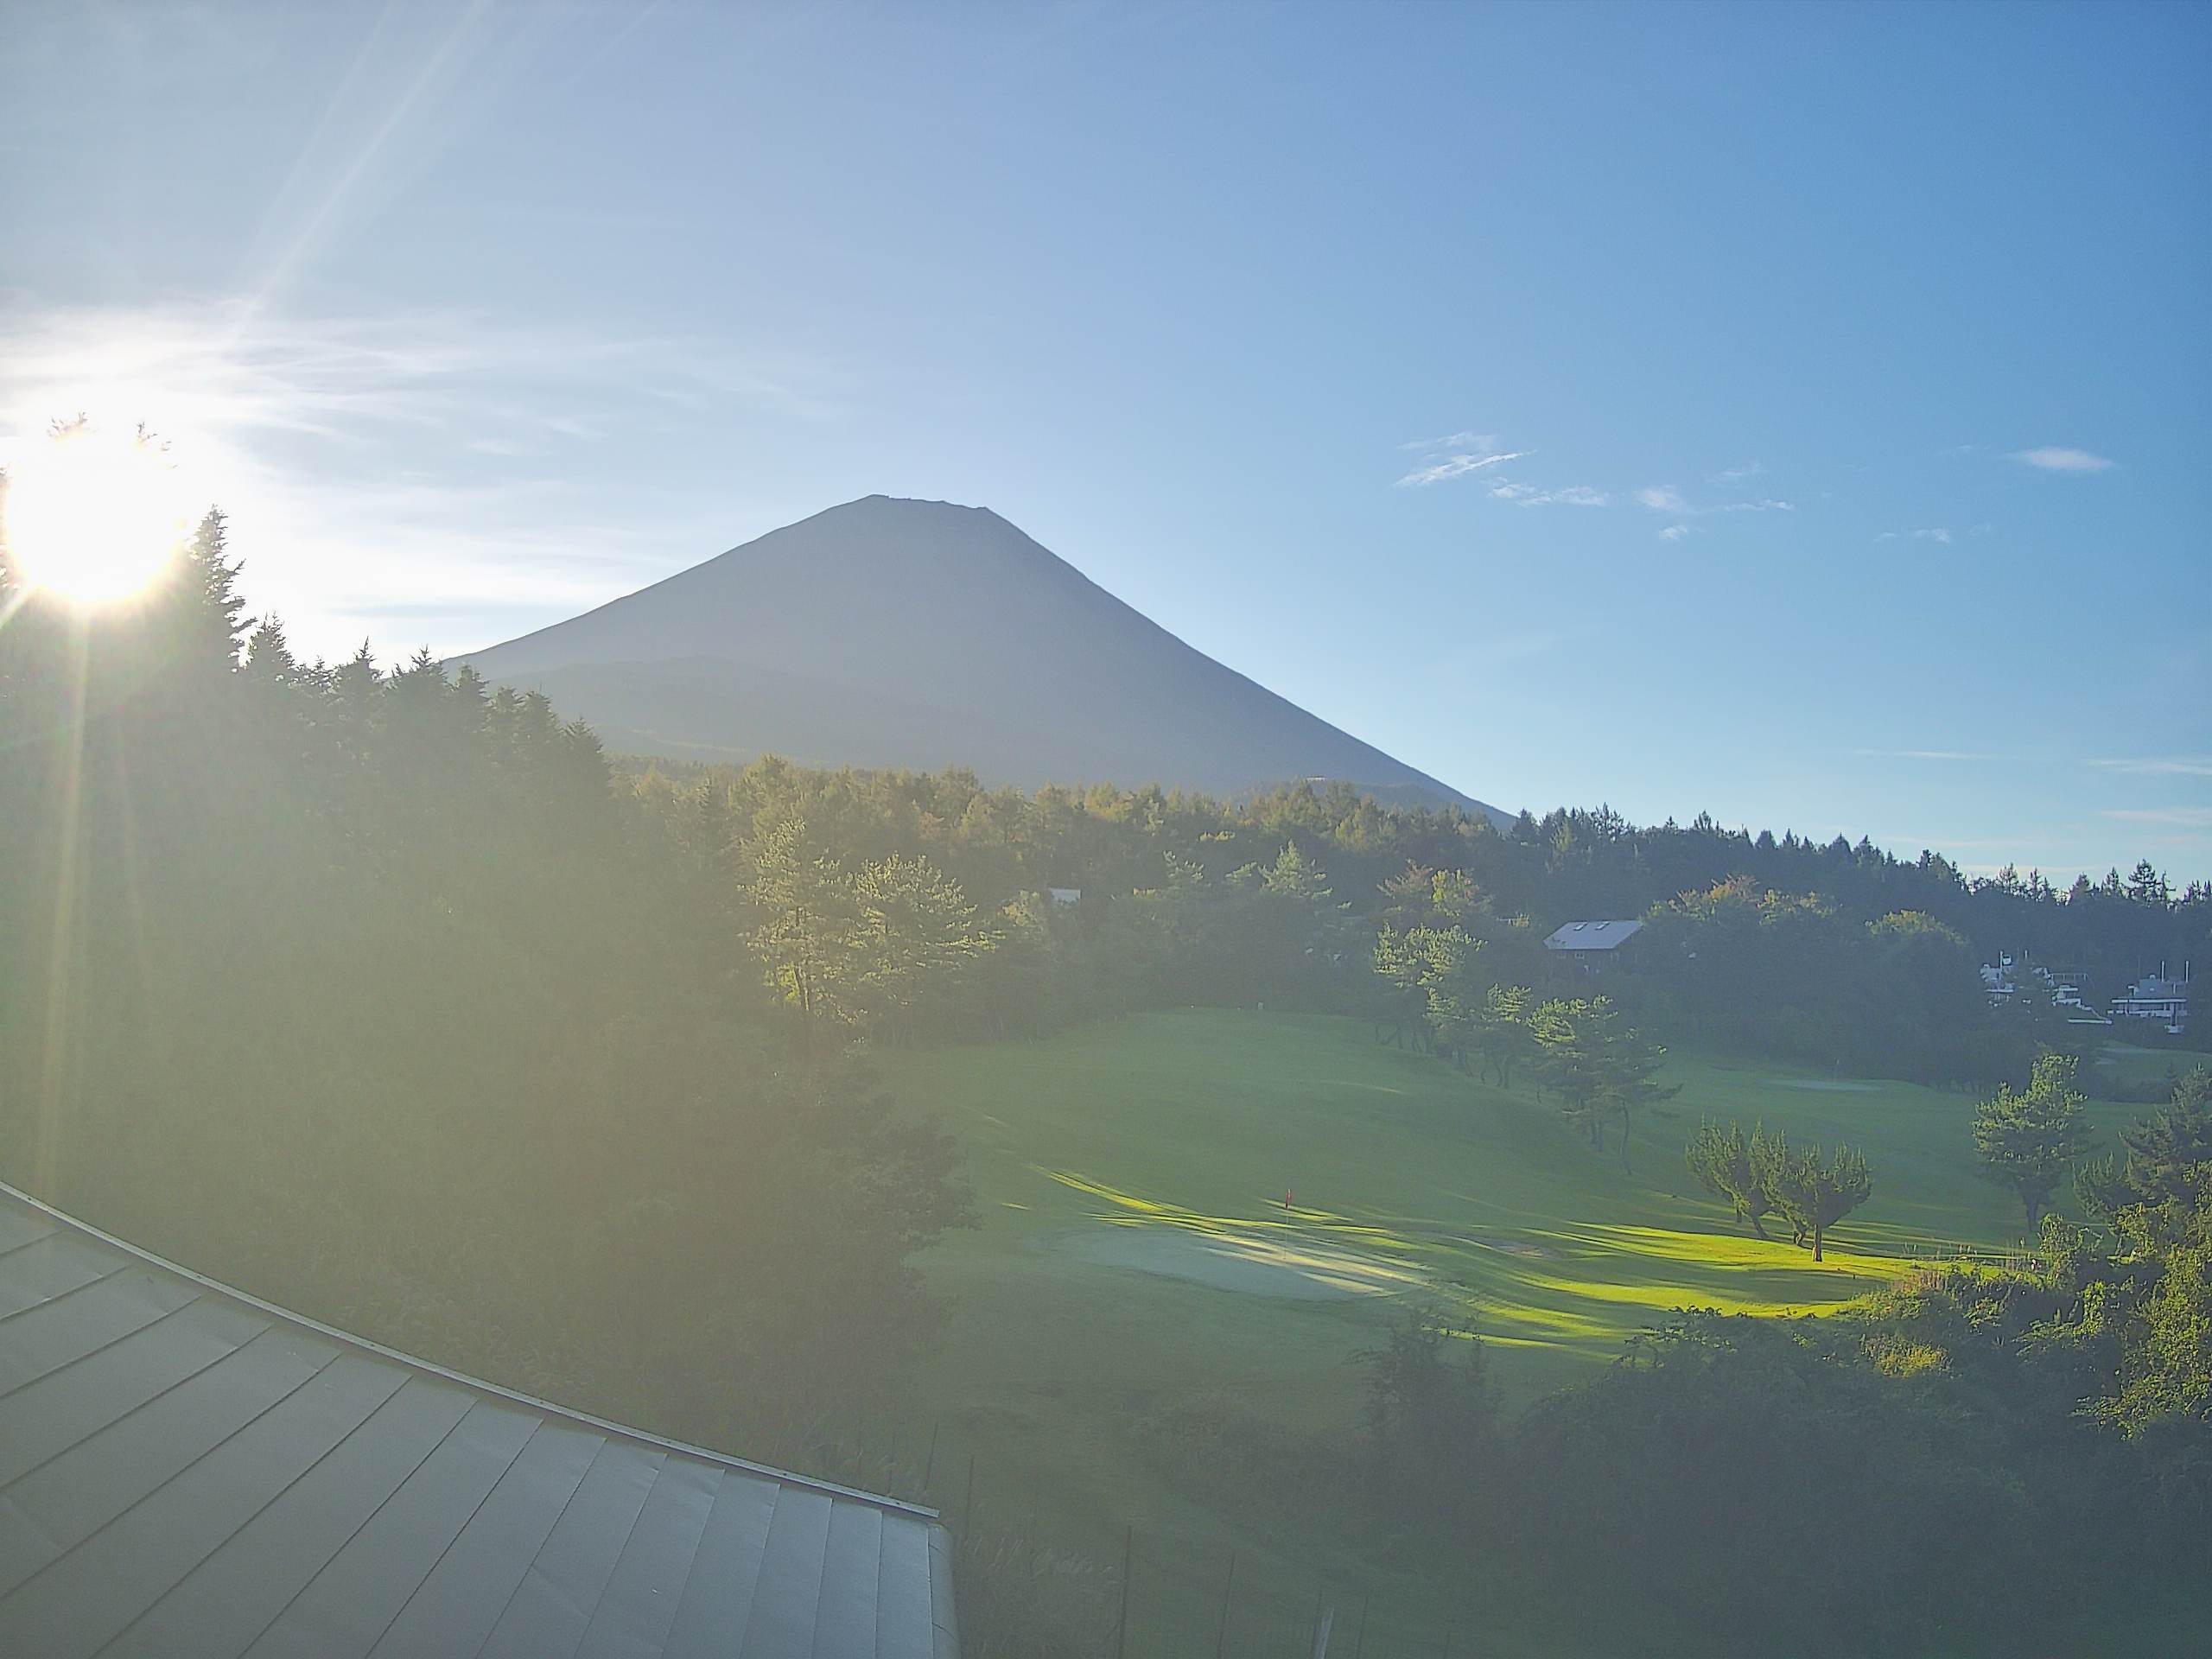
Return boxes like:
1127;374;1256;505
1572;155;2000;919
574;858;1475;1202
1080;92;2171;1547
228;1384;481;1658
85;1361;413;1658
0;1287;212;1406
0;1261;139;1330
4;1343;346;1613
0;1318;275;1493
359;1414;549;1656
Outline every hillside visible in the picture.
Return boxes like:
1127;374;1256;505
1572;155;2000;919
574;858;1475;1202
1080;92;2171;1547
881;1011;2159;1655
456;495;1504;817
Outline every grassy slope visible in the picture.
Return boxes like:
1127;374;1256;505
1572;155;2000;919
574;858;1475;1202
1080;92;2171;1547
2090;1039;2209;1093
885;1010;2178;1657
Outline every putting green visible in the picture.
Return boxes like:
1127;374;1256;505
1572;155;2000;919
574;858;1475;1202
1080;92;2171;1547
1052;1223;1405;1299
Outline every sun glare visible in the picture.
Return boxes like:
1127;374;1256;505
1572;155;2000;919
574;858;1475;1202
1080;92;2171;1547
3;422;193;606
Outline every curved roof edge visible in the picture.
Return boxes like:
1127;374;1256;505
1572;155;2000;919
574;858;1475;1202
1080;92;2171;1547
0;1176;937;1522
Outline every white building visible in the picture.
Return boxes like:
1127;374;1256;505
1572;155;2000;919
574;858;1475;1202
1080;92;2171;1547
2112;968;2190;1033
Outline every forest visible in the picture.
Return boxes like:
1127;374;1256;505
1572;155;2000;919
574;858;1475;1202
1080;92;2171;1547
3;518;2209;1655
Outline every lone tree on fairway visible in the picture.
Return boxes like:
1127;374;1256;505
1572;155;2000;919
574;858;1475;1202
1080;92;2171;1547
1531;995;1677;1166
1471;982;1534;1089
1762;1139;1872;1262
1597;1018;1680;1173
1530;996;1610;1148
1686;1118;1778;1240
1973;1052;2093;1229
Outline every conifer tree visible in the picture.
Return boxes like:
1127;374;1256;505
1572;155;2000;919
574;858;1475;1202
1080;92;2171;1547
745;815;861;1054
1763;1140;1872;1261
1687;1119;1777;1241
1974;1052;2093;1229
2079;1067;2212;1217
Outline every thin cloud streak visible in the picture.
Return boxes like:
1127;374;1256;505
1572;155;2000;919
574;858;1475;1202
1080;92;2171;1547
2011;446;2114;473
0;296;840;661
2089;757;2212;779
1488;480;1607;507
1396;448;1529;487
2102;807;2212;829
1639;484;1795;516
1852;748;2003;762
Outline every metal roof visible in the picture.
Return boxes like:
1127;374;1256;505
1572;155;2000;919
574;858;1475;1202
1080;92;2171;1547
1541;918;1646;951
0;1180;957;1659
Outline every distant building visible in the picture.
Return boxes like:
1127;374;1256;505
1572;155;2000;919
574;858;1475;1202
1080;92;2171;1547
1048;887;1081;907
1982;953;2111;1025
1980;955;2022;1003
2112;967;2191;1033
1543;918;1645;977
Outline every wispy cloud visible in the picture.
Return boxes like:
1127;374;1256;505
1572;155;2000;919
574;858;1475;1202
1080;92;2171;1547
1488;480;1608;507
1707;462;1761;486
1401;429;1497;454
1396;448;1529;487
1638;484;1795;516
2101;806;2212;829
1876;527;1954;544
2091;756;2212;779
2010;446;2114;473
1853;747;2003;763
1657;524;1692;543
0;296;838;659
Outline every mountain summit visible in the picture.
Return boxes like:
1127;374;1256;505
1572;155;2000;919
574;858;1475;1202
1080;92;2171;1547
457;495;1503;817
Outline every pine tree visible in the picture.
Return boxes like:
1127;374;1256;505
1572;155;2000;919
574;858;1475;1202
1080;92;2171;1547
1471;982;1532;1089
242;615;300;686
1763;1141;1872;1262
744;815;861;1054
2079;1066;2212;1217
850;852;993;1039
178;507;248;667
1687;1119;1777;1241
1973;1052;2093;1229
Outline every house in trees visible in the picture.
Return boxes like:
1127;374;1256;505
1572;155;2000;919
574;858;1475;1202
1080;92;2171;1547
1542;918;1646;979
2112;966;2191;1034
0;1179;961;1659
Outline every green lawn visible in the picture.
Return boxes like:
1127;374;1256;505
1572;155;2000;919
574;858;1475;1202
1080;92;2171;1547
883;1011;2152;1656
2088;1039;2211;1095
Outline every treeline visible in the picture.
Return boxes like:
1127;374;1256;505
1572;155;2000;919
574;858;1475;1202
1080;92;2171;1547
0;516;971;1459
1352;1067;2212;1656
630;762;2203;1085
632;762;2207;1008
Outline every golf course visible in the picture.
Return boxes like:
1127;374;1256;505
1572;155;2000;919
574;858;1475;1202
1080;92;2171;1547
885;1009;2191;1656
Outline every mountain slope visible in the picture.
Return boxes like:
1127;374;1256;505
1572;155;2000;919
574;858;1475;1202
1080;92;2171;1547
457;495;1503;817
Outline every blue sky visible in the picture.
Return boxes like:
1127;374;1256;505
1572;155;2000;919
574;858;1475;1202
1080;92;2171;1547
3;1;2205;880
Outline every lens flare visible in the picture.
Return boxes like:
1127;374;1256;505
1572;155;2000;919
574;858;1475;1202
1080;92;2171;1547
3;423;193;605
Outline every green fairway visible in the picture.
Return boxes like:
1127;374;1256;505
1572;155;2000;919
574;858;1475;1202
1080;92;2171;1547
2088;1039;2210;1095
883;1010;2151;1656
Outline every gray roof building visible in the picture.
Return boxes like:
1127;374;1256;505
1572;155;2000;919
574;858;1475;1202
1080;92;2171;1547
0;1179;957;1659
1542;919;1645;952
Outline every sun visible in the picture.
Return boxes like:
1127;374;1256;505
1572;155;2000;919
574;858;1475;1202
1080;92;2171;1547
3;420;194;606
